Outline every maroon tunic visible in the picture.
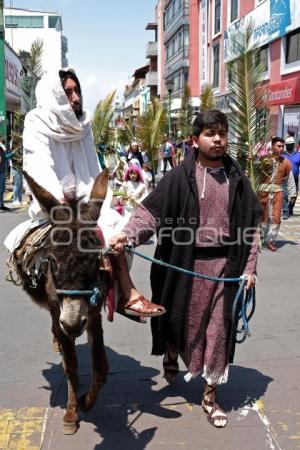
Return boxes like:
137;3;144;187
123;164;258;385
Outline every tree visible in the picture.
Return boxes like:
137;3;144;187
20;38;44;113
200;83;216;111
92;91;116;146
226;22;270;193
177;83;193;139
136;98;167;186
117;115;135;146
12;39;44;148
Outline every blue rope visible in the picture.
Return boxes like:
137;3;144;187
123;245;255;343
231;280;256;343
124;245;242;282
56;287;101;306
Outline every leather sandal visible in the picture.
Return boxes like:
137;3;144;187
163;347;179;383
123;295;166;317
116;307;147;323
202;386;228;428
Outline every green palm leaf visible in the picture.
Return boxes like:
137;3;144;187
177;83;193;138
200;83;216;111
21;38;44;113
92;90;116;146
136;98;167;186
226;22;270;193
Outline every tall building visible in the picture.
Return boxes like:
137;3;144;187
144;21;159;110
4;7;68;75
156;0;200;114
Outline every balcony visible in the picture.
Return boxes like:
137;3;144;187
164;2;189;42
145;71;158;86
146;41;158;58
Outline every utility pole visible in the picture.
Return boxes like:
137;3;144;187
0;0;6;140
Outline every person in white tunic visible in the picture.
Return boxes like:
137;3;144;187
5;69;165;319
119;164;148;221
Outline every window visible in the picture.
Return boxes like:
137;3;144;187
213;42;220;87
286;28;300;64
184;28;189;46
230;0;238;23
48;16;59;28
257;45;269;72
214;0;221;34
178;31;183;48
5;15;44;28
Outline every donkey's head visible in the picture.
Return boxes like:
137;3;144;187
23;170;109;338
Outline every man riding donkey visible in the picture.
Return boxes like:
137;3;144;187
110;110;262;428
5;68;165;327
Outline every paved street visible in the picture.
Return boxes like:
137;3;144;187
0;204;299;450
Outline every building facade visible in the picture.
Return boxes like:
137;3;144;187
4;7;68;75
211;0;300;139
152;0;300;139
123;65;149;128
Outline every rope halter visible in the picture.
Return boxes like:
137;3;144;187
56;287;101;307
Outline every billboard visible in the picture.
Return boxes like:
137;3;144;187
224;0;300;63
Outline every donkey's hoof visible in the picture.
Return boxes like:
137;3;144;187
52;340;61;353
79;394;95;412
63;420;78;435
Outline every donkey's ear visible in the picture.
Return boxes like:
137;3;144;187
80;169;109;223
90;169;109;201
22;171;61;213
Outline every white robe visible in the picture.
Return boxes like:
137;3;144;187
4;72;125;251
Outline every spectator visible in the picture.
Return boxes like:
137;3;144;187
126;141;144;168
283;136;300;215
259;137;295;251
0;137;13;212
161;137;175;174
11;142;24;206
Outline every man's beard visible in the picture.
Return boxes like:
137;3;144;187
74;107;83;119
207;155;223;161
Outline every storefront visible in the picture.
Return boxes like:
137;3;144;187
266;78;300;142
4;42;22;139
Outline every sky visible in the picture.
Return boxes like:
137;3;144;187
4;0;157;113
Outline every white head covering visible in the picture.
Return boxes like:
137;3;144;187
128;158;142;170
26;70;91;143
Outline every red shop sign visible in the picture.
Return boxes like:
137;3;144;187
266;78;300;106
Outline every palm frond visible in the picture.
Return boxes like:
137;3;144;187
177;83;193;138
21;38;44;113
136;98;167;185
122;116;135;141
226;21;270;193
92;90;116;145
200;83;216;111
28;38;44;78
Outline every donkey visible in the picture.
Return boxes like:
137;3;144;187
16;170;110;434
